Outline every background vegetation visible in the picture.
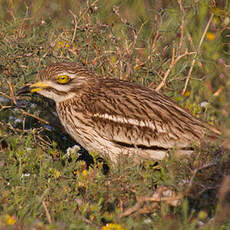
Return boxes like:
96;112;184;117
0;0;230;229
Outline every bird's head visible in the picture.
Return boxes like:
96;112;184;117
17;62;93;103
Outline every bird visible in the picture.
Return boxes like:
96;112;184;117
17;62;221;163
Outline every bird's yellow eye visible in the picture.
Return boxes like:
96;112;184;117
57;75;71;84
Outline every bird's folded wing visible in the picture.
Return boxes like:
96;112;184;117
89;92;203;149
91;112;189;149
84;80;217;149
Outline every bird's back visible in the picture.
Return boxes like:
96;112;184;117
57;77;220;162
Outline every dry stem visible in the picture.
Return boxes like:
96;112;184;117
155;50;195;92
42;200;52;224
182;13;214;95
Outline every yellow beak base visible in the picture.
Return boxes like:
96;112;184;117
30;82;49;93
17;82;49;95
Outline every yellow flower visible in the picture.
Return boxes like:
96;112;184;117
82;169;89;176
55;40;77;50
102;223;125;230
53;169;61;178
184;91;190;97
198;210;208;220
49;168;61;179
56;41;65;49
5;214;16;225
206;32;215;41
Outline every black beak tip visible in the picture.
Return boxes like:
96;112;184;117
17;86;31;96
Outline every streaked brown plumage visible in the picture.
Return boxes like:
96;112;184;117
18;62;221;163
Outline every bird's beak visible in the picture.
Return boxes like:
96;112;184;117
17;82;49;95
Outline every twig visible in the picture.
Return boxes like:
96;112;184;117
113;6;128;25
196;185;219;198
177;0;185;54
42;200;52;224
0;121;29;133
36;134;52;147
120;187;182;218
0;91;11;100
76;0;98;25
69;10;78;43
139;194;183;203
119;201;142;218
7;78;17;105
1;79;51;133
151;30;160;54
182;13;214;95
20;109;50;125
155;50;195;92
185;162;216;194
112;5;141;80
187;32;196;50
0;105;12;112
4;77;51;126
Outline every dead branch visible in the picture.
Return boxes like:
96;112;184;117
177;0;185;54
120;186;182;218
42;200;52;224
19;109;49;125
155;50;195;92
182;13;214;95
69;10;78;44
185;162;217;195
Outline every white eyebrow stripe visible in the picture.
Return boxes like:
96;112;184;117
44;80;73;91
93;113;166;132
56;72;77;79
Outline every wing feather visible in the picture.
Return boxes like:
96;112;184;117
79;78;219;150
